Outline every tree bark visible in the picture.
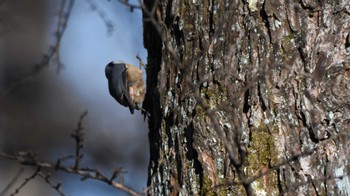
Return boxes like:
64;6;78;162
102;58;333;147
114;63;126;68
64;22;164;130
143;0;350;195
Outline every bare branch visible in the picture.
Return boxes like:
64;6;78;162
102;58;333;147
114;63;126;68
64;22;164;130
0;151;142;195
0;110;142;196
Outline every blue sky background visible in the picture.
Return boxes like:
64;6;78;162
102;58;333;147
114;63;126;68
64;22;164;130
0;0;149;195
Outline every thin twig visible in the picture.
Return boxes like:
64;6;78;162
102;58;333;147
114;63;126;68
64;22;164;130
10;167;41;196
117;0;141;11
38;172;65;196
136;53;145;69
70;110;88;170
0;168;25;196
85;0;114;35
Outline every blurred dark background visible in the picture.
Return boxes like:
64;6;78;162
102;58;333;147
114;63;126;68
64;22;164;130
0;0;148;195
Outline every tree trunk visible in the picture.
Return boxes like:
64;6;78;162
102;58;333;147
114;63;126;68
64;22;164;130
143;0;350;195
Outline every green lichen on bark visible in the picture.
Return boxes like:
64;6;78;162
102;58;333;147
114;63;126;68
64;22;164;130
200;84;228;109
246;125;279;194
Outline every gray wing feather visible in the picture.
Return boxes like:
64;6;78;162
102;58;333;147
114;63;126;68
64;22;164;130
106;62;135;114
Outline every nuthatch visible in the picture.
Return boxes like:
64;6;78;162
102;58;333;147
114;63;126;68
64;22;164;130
105;61;145;114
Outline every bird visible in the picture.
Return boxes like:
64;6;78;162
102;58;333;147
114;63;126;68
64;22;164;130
105;61;145;114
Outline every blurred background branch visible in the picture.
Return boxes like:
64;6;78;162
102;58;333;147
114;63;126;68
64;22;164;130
0;0;75;96
0;111;142;196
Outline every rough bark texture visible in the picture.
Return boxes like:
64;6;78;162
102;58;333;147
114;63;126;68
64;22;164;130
143;0;350;195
